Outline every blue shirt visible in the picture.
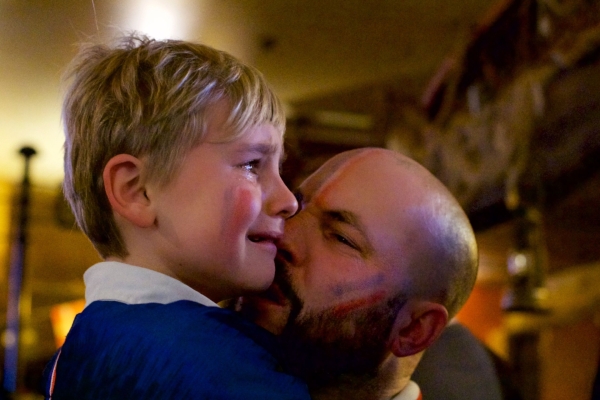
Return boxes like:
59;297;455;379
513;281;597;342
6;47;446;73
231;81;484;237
44;262;310;400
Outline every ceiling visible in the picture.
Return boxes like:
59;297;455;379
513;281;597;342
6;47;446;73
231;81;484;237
0;0;496;188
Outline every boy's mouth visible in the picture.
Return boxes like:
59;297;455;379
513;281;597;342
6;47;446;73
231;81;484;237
247;231;282;244
248;235;270;243
247;232;282;257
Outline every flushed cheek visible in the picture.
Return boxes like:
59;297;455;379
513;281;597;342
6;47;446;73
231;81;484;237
220;185;261;243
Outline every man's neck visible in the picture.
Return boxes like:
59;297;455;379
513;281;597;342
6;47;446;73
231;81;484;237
310;354;415;400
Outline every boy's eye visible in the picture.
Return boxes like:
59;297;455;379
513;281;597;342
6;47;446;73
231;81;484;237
240;159;261;174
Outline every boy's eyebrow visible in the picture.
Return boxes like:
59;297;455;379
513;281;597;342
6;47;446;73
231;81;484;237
241;142;280;156
239;141;289;168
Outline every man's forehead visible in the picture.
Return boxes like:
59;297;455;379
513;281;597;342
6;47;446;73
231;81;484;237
298;149;428;244
300;149;377;199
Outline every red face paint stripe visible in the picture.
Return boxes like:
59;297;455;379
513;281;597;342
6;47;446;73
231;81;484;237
330;291;386;317
312;150;373;202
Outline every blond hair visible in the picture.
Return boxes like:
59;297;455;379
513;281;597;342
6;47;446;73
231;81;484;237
62;34;285;258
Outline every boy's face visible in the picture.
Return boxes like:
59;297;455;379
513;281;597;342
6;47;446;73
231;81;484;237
147;103;298;302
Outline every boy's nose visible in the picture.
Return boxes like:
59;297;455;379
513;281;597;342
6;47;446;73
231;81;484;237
278;210;312;268
267;176;298;218
277;216;301;265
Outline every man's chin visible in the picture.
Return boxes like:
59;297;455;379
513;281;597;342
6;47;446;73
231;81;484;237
239;294;290;335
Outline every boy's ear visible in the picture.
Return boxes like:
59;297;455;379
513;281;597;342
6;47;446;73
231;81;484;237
103;154;155;228
387;300;448;358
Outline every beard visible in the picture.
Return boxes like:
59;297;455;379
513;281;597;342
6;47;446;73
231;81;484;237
275;268;407;389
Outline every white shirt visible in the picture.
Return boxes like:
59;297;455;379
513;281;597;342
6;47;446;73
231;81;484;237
83;261;218;308
390;381;421;400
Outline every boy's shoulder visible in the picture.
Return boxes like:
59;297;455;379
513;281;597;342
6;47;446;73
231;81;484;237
50;300;310;399
72;300;276;356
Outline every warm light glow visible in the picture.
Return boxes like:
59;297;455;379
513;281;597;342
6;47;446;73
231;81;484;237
117;0;207;40
508;252;530;275
0;181;12;290
456;282;508;358
0;89;65;187
133;1;180;39
50;299;85;348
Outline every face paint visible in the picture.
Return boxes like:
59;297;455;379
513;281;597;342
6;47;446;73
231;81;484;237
330;291;387;317
278;292;408;388
308;149;376;205
331;274;386;297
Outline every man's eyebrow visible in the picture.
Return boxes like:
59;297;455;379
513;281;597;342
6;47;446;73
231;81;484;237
323;210;374;253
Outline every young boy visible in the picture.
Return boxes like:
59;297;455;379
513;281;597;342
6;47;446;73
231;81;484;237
43;34;309;399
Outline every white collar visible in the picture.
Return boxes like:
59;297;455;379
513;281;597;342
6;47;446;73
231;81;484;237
83;261;218;308
390;381;421;400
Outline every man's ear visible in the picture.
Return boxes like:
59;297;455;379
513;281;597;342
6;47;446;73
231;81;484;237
103;154;155;228
387;300;448;357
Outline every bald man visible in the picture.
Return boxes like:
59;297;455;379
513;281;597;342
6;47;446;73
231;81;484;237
239;147;479;400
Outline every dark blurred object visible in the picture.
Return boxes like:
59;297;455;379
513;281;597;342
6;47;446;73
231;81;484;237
412;322;523;400
3;146;36;395
502;206;549;313
592;356;600;400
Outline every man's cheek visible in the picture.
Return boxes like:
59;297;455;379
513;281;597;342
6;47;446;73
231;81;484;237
326;274;388;317
329;291;387;317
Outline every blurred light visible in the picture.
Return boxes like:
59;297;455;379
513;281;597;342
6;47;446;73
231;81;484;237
1;330;16;348
508;252;529;276
50;299;85;348
138;2;179;39
118;0;207;40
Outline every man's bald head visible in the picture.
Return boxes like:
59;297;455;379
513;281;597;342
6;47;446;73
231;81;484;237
239;147;478;396
303;147;478;317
